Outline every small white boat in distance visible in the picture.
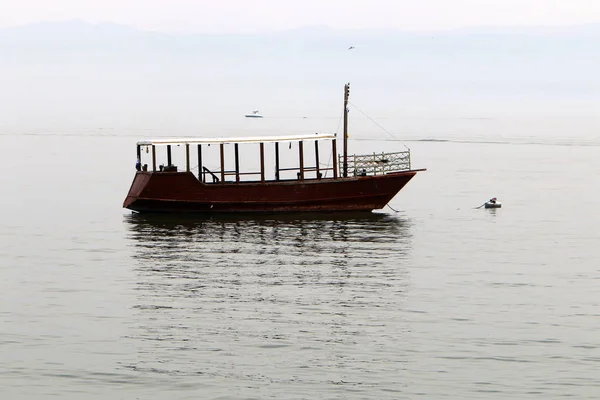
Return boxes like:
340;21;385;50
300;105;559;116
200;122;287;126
245;110;263;118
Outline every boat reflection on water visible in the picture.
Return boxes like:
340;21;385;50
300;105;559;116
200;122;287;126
123;210;415;300
124;211;414;262
122;212;415;382
123;210;415;291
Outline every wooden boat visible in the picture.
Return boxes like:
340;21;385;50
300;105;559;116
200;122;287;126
123;84;425;213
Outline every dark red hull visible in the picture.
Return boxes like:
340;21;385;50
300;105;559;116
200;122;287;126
123;171;423;213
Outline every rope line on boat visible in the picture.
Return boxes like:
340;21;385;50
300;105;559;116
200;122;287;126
348;101;410;150
321;111;344;178
323;152;332;178
334;110;344;136
386;203;399;213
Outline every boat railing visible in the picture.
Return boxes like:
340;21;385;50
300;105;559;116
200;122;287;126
201;167;273;183
201;165;336;183
340;150;411;176
278;166;333;180
202;167;220;183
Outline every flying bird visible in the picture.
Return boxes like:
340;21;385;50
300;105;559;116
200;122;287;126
348;46;355;50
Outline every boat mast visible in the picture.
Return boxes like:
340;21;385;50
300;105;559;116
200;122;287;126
343;83;349;178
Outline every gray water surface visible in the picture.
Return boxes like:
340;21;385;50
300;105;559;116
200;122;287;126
1;124;599;399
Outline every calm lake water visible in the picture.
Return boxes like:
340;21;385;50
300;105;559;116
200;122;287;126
1;115;600;399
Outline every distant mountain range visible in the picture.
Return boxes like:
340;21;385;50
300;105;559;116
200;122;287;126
0;20;596;131
1;19;598;65
2;19;600;37
1;19;599;49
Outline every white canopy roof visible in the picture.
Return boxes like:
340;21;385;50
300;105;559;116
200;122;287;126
137;133;337;146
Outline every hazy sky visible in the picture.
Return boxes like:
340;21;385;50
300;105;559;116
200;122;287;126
2;0;600;33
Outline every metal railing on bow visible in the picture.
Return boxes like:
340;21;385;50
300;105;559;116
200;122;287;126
340;150;411;176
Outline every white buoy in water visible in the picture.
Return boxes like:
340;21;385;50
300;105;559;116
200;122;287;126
475;197;502;209
484;197;501;208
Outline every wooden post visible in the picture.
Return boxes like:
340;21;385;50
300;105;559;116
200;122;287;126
152;145;156;172
314;140;320;179
167;145;172;166
197;144;202;181
185;143;190;172
275;142;280;180
298;141;304;180
136;145;141;164
234;143;240;182
332;139;338;179
220;143;225;182
343;83;349;178
259;142;265;182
